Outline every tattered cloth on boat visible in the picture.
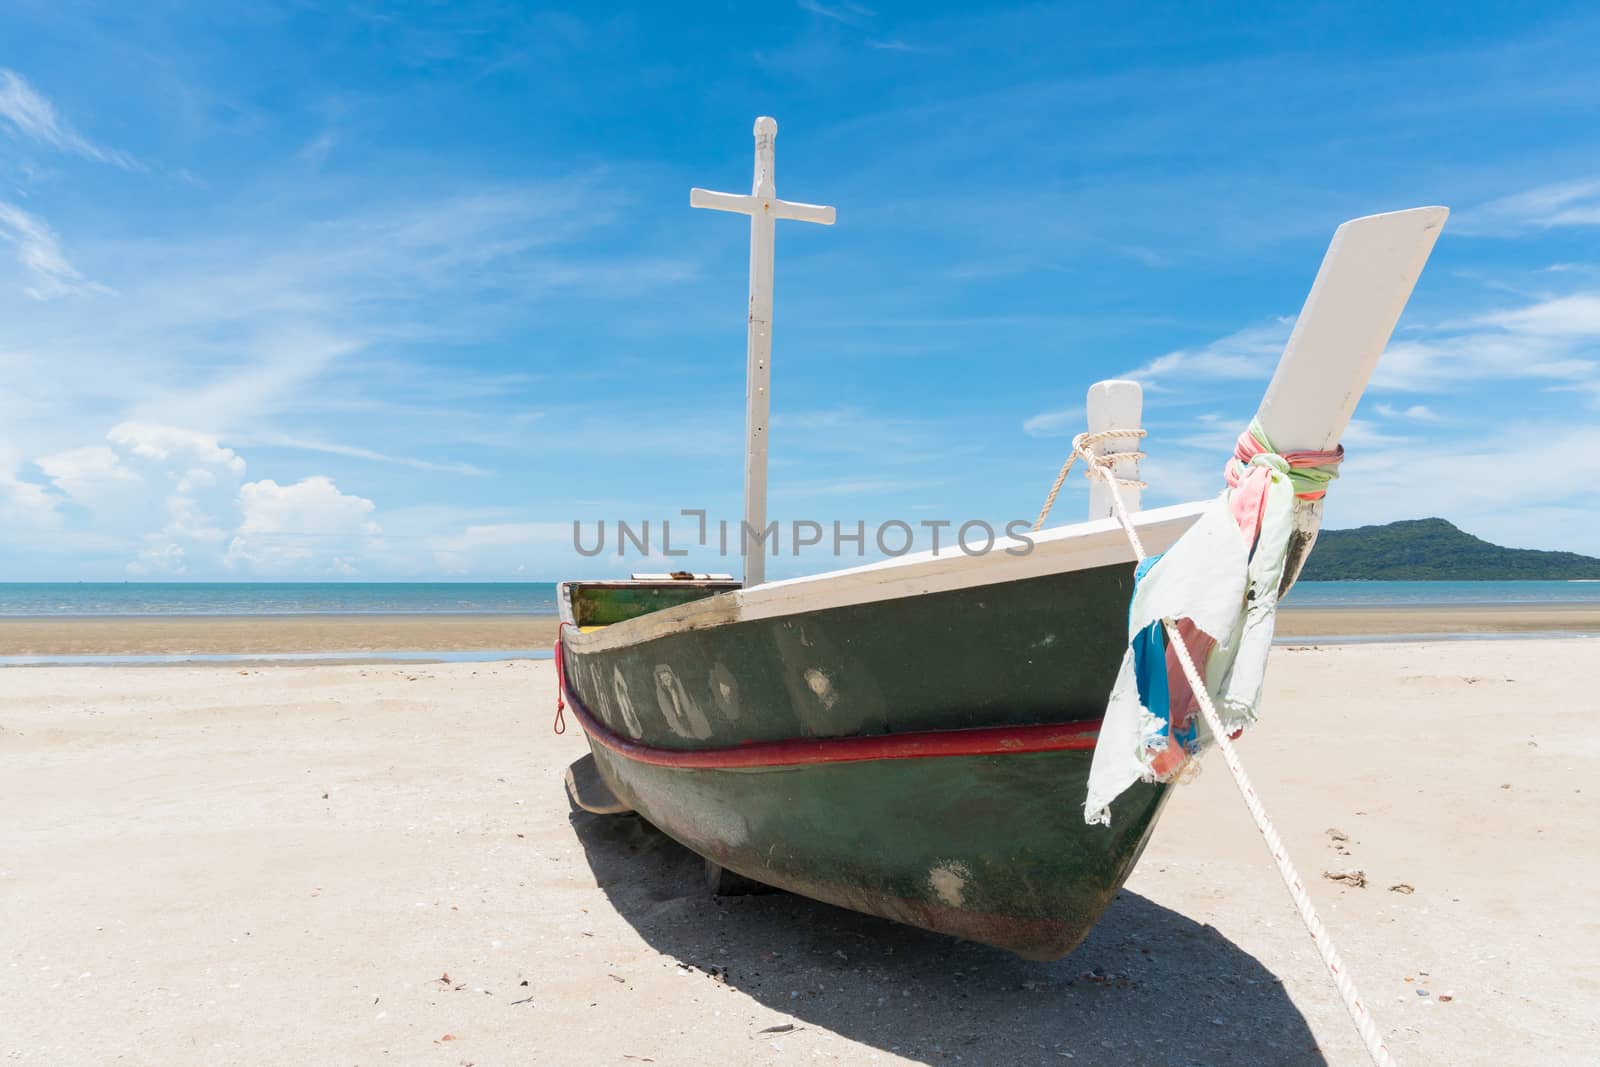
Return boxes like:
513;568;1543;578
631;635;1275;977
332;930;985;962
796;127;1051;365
1084;461;1296;826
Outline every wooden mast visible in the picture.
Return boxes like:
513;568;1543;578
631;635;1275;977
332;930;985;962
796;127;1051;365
692;117;836;587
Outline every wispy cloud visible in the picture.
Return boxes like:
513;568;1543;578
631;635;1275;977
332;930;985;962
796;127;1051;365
1125;321;1293;385
1480;293;1600;336
425;521;571;574
240;432;489;476
1025;320;1292;436
1021;406;1082;439
1375;290;1600;392
1374;403;1441;422
867;39;931;54
1457;177;1600;234
0;69;139;169
798;0;874;27
0;201;105;300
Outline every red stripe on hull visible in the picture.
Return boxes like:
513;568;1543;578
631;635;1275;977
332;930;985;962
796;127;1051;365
559;673;1102;769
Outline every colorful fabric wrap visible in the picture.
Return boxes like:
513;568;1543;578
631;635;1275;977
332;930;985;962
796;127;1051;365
1226;418;1344;501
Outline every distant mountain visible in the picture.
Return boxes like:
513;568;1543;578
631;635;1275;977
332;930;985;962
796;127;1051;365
1300;518;1600;581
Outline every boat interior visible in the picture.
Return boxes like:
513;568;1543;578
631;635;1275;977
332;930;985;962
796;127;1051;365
558;574;740;631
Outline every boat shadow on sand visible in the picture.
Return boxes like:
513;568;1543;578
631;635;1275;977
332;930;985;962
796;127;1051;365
570;809;1326;1066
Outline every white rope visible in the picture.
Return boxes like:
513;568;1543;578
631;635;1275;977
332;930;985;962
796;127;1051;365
1033;429;1147;532
1081;444;1397;1067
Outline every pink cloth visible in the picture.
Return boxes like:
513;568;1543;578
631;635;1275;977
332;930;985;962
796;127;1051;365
1228;465;1272;549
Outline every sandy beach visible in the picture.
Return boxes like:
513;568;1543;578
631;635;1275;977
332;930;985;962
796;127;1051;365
1;602;1597;659
2;639;1595;1065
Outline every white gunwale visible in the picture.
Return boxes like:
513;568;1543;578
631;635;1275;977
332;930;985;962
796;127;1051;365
561;500;1208;653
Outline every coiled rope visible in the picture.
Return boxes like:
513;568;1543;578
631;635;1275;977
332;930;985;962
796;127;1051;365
1033;428;1148;531
1075;426;1395;1067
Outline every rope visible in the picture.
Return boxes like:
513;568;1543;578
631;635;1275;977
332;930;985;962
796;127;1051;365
552;623;569;735
1081;441;1395;1067
1033;428;1148;531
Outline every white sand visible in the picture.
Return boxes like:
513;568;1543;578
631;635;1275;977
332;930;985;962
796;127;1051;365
2;642;1595;1065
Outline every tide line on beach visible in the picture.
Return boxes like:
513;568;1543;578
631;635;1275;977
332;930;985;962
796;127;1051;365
3;604;1600;660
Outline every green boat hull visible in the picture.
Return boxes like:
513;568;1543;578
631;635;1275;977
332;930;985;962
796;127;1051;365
589;747;1168;959
559;562;1168;959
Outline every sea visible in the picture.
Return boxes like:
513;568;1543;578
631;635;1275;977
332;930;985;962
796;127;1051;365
0;580;1597;618
0;580;1594;665
0;582;561;667
0;582;561;617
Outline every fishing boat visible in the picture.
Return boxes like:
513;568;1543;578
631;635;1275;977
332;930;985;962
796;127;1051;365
555;117;1447;959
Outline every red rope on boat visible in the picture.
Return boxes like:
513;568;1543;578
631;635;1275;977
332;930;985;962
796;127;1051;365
555;655;1100;769
551;625;569;735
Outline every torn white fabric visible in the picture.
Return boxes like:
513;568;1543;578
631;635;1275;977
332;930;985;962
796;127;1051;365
1084;467;1297;826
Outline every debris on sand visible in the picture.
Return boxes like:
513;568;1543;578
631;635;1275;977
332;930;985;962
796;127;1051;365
1322;869;1367;888
1389;883;1415;894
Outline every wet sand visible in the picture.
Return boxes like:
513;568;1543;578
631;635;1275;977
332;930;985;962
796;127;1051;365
1;603;1597;658
2;641;1595;1065
0;614;561;656
1277;602;1600;638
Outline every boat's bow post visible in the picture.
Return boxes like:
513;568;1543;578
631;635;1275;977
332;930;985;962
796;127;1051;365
1084;380;1143;519
1250;206;1449;592
691;117;836;588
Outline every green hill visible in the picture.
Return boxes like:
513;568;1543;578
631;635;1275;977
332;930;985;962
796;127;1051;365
1300;518;1600;581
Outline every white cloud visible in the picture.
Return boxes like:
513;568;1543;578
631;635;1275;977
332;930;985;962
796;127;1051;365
1374;403;1441;422
36;422;248;574
425;521;569;574
1373;291;1600;393
129;537;187;576
867;39;931;53
225;476;382;575
1480;293;1600;336
34;444;140;501
1021;406;1082;438
1124;320;1292;385
1328;422;1600;554
0;202;105;300
241;431;487;476
1459;177;1600;234
1335;418;1404;448
0;450;61;530
0;69;138;169
798;1;875;27
1022;321;1290;438
105;422;245;474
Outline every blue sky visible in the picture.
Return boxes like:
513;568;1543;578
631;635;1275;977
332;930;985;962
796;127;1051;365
1;2;1598;580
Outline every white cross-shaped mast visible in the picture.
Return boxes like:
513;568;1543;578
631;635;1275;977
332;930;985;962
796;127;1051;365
692;116;835;588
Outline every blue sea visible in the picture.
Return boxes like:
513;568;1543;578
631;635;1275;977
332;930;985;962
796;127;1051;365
0;580;1593;666
0;580;1597;618
0;582;560;617
0;583;562;667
